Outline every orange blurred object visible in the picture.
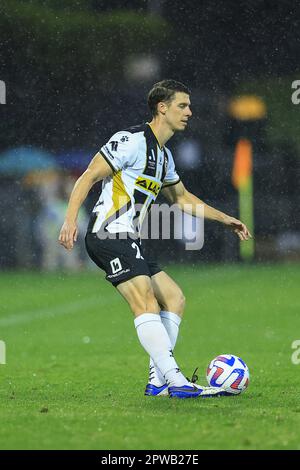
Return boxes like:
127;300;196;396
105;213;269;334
232;138;253;190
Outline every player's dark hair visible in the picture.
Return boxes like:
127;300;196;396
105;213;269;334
147;79;191;117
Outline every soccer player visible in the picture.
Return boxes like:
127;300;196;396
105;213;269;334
59;80;251;399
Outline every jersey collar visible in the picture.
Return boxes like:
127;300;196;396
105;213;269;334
146;122;163;150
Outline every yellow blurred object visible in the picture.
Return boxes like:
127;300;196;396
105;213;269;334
229;95;266;120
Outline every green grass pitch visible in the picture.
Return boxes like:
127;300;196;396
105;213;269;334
0;264;300;450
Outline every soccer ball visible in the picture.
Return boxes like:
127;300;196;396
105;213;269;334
206;354;250;394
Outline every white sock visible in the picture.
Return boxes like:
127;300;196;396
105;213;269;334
149;311;182;386
134;313;188;387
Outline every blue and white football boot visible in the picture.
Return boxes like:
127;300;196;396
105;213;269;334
145;367;230;398
144;365;169;396
168;368;232;399
144;383;169;396
168;384;230;399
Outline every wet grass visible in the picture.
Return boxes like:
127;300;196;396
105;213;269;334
0;263;300;449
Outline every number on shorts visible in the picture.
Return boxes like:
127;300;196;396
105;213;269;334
131;242;144;259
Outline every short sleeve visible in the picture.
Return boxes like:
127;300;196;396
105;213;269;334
100;131;137;173
163;148;180;187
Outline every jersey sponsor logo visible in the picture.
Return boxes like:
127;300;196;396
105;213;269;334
164;155;168;174
110;257;122;274
147;150;157;170
135;176;161;196
107;268;130;279
103;145;115;159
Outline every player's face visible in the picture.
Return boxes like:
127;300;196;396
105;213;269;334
165;92;192;131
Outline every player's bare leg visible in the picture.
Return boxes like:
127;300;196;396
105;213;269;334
116;275;160;317
151;271;185;316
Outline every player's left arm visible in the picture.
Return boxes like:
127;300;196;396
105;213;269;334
162;181;252;241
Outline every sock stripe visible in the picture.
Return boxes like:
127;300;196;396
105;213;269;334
135;319;160;329
160;311;182;327
160;317;180;327
134;313;161;329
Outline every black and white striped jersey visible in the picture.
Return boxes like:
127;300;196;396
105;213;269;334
91;122;180;236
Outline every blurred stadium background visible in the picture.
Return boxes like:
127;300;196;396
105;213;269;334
1;0;299;269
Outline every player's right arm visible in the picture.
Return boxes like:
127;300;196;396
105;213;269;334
58;153;113;250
